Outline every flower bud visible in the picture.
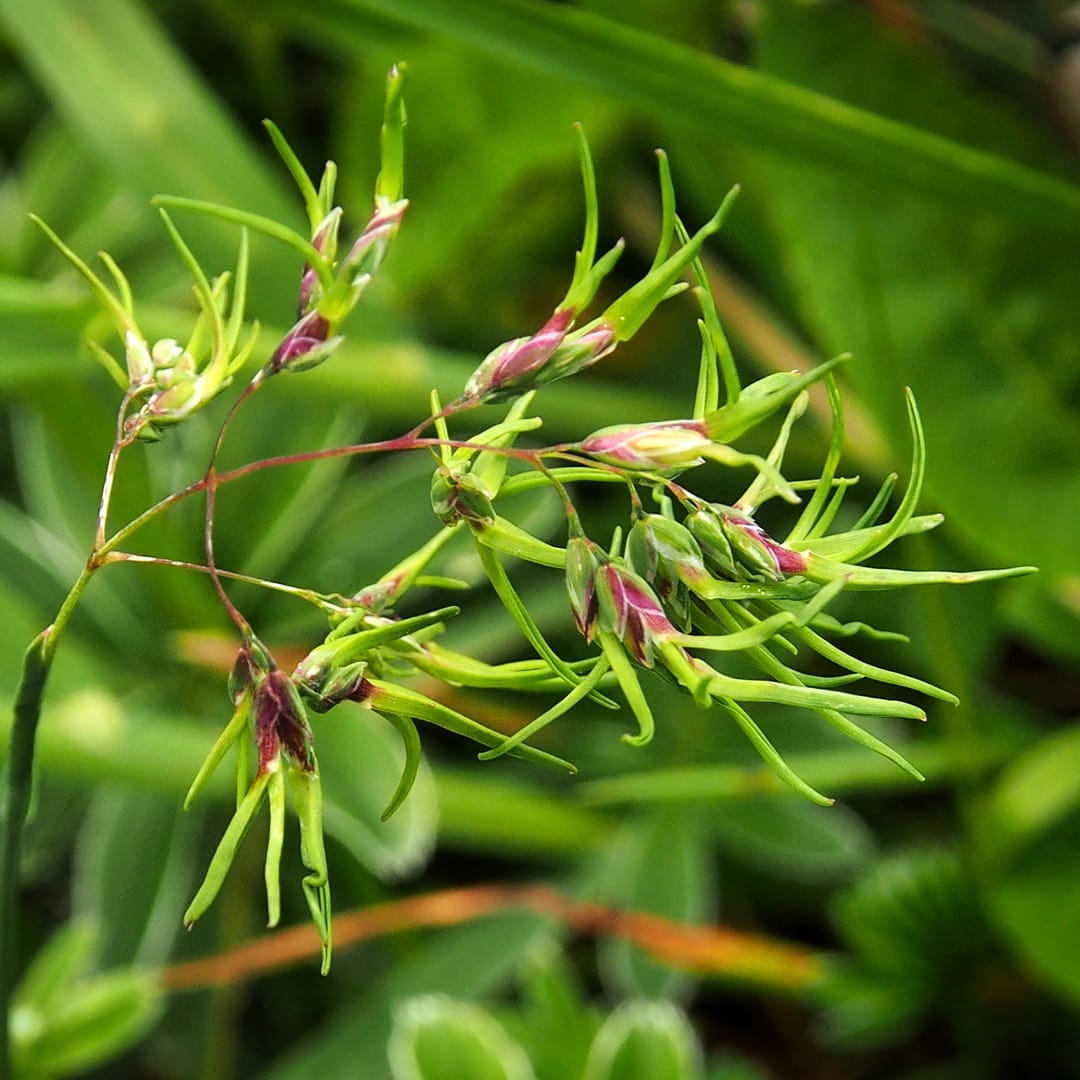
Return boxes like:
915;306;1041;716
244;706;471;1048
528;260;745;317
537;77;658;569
268;310;342;375
351;577;402;615
298;207;343;315
625;514;708;628
719;510;779;579
463;320;616;404
298;660;371;714
688;505;810;582
463;308;575;403
125;330;154;387
122;338;203;438
594;560;680;667
292;637;347;689
686;506;738;579
253;669;314;774
565;534;605;639
342;198;408;283
150;338;196;388
533;324;616;388
580;420;711;471
140;378;198;427
430;467;495;528
718;508;808;580
228;638;271;705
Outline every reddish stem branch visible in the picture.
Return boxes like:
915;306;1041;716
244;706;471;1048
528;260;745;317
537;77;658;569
95;389;141;550
96;434;571;573
201;379;267;637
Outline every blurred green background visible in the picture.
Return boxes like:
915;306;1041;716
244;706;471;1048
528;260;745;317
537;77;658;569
2;1;1080;1077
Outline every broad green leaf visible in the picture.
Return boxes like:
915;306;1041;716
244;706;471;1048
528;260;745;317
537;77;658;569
709;797;873;884
11;920;95;1015
12;965;162;1078
976;721;1080;1008
598;808;714;1001
264;911;553;1080
72;788;202;969
582;1000;703;1080
388;996;536;1080
314;704;438;880
506;946;601;1080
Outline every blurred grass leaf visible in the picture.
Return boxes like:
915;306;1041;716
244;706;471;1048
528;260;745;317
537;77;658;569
11;921;162;1079
742;4;1080;578
977;721;1080;1009
11;920;96;1015
72;789;202;970
331;0;1080;228
598;808;714;1001
709;797;873;885
0;688;437;883
316;706;438;880
0;0;293;217
506;947;601;1080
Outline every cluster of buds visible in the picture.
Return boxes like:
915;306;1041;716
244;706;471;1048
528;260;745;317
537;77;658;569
182;550;585;963
182;637;331;969
444;144;1032;796
172;70;414;965
555;477;1030;803
462;307;617;404
262;66;408;378
267;196;408;377
686;503;810;580
34;214;258;442
461;140;739;406
34;64;411;441
567;533;678;668
548;378;1030;802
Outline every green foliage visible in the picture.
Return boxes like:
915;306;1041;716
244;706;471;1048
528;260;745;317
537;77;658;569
977;721;1080;1009
9;921;162;1078
385;958;722;1080
822;848;995;1047
388;996;537;1080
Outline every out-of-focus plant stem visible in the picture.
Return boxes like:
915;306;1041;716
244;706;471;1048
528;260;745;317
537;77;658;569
0;559;95;1075
160;883;826;995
